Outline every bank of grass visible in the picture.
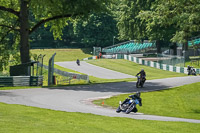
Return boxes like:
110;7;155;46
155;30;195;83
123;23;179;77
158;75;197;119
39;58;188;86
87;59;187;80
185;56;200;69
31;49;187;83
30;48;92;64
0;86;41;90
94;82;200;120
0;102;199;133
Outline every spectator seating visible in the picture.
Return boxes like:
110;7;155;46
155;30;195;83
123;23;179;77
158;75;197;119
188;37;200;46
102;41;156;54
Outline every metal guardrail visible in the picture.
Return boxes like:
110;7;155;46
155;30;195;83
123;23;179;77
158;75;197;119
0;76;43;87
42;64;89;83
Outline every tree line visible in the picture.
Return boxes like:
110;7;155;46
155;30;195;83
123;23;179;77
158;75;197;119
0;0;199;70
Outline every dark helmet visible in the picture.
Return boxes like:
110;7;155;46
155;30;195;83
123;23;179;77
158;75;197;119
141;69;144;72
136;91;141;97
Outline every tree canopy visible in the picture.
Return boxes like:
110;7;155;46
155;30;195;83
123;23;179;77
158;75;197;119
0;0;200;71
0;0;109;70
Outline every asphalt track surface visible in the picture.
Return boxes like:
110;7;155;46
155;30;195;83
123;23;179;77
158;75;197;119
55;61;135;79
0;62;200;123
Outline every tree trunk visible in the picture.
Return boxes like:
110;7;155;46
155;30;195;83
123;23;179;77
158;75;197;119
172;42;177;55
182;34;189;60
156;40;161;54
20;0;30;64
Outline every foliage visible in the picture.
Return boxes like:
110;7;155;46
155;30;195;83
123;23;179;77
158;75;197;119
0;0;110;66
138;0;200;44
113;0;154;41
30;13;119;49
73;13;119;48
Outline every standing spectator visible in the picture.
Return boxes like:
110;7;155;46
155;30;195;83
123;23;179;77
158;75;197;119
99;52;102;59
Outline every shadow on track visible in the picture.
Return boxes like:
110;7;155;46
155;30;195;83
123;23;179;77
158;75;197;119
47;81;173;93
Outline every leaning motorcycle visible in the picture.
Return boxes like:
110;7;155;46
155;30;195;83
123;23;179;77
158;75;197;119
190;68;196;76
116;95;141;114
136;76;144;88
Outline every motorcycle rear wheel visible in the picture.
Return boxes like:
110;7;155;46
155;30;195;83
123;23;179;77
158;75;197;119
136;82;139;88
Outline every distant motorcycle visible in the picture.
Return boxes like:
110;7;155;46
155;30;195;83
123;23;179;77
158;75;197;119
188;67;196;76
116;94;142;114
76;59;80;66
136;76;145;88
190;67;196;76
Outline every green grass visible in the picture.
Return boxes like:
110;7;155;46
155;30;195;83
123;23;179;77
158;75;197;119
0;86;41;90
87;59;187;80
0;102;199;133
184;56;200;69
31;49;188;84
30;48;92;64
94;82;200;120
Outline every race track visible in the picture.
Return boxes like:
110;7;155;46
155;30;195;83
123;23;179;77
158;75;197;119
0;76;200;123
55;61;135;79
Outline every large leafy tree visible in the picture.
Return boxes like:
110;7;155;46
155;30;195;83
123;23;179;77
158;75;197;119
73;13;118;48
138;0;200;52
114;0;154;41
0;0;109;66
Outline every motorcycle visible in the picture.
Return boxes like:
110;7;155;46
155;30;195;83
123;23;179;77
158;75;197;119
116;94;141;114
190;67;196;76
187;66;196;76
136;75;145;88
76;59;80;66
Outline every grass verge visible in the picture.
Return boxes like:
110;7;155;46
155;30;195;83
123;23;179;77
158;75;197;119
94;82;200;120
87;59;187;80
0;102;199;133
0;86;41;90
30;48;92;63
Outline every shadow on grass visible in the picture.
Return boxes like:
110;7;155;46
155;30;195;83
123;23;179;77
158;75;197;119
193;109;200;114
81;48;93;54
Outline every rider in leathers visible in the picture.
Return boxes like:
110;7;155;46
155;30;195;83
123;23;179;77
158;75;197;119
121;92;142;113
136;69;146;83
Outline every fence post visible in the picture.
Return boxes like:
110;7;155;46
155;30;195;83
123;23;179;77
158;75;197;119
48;53;56;86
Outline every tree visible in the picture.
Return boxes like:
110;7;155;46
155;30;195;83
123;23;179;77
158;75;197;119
73;13;118;48
0;0;109;66
113;0;154;41
138;0;200;54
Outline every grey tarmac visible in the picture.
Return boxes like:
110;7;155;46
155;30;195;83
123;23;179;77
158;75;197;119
55;61;135;79
0;76;200;123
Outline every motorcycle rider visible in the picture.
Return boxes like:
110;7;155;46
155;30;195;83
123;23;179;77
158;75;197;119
136;69;146;83
76;59;80;66
187;65;191;75
119;92;142;113
129;92;142;106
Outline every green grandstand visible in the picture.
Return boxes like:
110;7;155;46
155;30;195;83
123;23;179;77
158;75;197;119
102;40;156;54
188;37;200;47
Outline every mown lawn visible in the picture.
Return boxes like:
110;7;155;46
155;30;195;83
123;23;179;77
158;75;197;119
30;48;92;64
0;102;199;133
87;59;187;80
94;82;200;120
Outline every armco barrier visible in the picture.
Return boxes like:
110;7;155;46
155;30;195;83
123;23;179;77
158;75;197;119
123;54;200;74
0;76;43;87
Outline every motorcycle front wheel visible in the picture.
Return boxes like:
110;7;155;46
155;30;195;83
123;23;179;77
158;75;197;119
125;105;135;114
